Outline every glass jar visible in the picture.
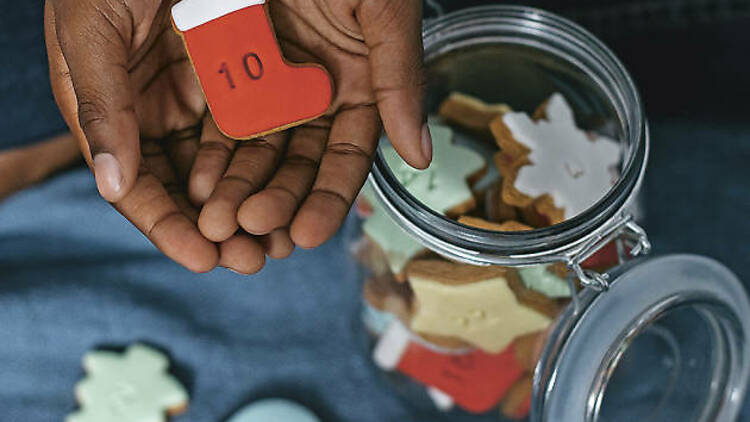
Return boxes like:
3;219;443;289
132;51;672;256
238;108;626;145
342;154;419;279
352;5;750;422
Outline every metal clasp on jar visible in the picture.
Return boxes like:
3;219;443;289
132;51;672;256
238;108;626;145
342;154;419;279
566;214;651;292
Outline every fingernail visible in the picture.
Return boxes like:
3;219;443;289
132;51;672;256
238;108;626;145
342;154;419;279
93;153;123;201
421;123;433;165
226;268;246;276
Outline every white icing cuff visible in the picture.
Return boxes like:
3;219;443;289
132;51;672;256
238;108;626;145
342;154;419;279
427;387;455;411
373;321;410;370
172;0;266;31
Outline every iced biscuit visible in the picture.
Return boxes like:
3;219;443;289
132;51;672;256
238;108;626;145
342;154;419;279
416;333;473;351
505;267;562;319
67;344;188;422
380;123;485;217
405;260;552;353
519;264;571;298
493;93;621;219
512;331;545;372
485;180;520;223
362;275;413;324
172;0;332;140
362;123;485;274
351;236;393;278
439;92;512;140
458;216;533;232
374;321;525;414
519;194;566;227
500;374;533;419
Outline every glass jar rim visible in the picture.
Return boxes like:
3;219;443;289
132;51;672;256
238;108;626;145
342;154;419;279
368;5;649;265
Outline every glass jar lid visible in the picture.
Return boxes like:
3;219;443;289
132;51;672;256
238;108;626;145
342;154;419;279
534;255;750;421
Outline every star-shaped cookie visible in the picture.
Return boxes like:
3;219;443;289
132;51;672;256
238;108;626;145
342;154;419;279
406;260;553;353
362;122;485;275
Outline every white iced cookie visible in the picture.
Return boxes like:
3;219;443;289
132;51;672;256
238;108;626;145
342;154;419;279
502;93;621;218
406;261;551;353
362;122;485;274
67;344;188;422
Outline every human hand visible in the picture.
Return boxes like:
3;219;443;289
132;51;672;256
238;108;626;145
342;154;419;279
195;0;431;251
44;0;429;273
44;0;296;273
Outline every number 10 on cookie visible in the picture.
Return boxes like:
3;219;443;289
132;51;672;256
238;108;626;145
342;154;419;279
172;0;333;140
218;52;264;90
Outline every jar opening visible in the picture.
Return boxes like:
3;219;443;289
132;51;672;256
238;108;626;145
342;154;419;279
369;6;648;265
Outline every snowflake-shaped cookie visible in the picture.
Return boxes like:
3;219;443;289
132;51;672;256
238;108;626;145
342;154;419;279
495;93;621;219
67;344;188;422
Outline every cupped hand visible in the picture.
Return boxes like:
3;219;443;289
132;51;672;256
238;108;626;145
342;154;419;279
196;0;431;250
44;0;294;273
44;0;429;273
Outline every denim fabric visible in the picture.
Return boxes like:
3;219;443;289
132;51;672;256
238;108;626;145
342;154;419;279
0;0;748;421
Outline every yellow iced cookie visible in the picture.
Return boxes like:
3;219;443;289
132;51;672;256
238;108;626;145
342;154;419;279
406;261;551;353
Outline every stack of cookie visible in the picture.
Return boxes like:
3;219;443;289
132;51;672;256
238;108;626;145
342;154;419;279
354;92;623;418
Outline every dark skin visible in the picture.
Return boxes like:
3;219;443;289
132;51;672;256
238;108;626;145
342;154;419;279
45;0;431;274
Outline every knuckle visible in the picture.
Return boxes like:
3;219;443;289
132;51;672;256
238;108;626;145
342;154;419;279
360;0;411;29
285;153;319;170
311;188;351;207
199;141;234;161
76;91;110;133
223;174;261;194
326;141;374;162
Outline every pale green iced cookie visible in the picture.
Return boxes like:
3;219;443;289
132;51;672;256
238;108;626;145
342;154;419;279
519;265;571;298
67;344;188;422
226;399;320;422
362;122;485;274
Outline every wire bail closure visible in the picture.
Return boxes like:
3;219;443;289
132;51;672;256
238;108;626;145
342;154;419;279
567;214;652;294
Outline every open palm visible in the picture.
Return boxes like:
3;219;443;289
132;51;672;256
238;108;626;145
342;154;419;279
45;0;428;274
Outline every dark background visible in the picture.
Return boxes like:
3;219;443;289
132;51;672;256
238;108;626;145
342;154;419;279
0;0;748;421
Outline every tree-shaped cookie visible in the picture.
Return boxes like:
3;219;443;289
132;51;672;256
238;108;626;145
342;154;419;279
172;0;332;139
67;344;188;422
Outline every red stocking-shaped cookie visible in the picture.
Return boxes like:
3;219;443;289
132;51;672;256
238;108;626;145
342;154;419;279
172;0;333;139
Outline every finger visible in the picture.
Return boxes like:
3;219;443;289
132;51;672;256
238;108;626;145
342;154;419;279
218;234;266;275
189;114;235;205
198;132;289;242
237;123;329;235
44;2;88;160
52;1;141;202
140;139;199;223
290;106;380;248
358;0;431;169
114;170;219;273
164;126;202;184
261;228;295;260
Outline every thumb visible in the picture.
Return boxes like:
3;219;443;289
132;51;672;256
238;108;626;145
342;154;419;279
49;1;140;202
358;0;431;170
